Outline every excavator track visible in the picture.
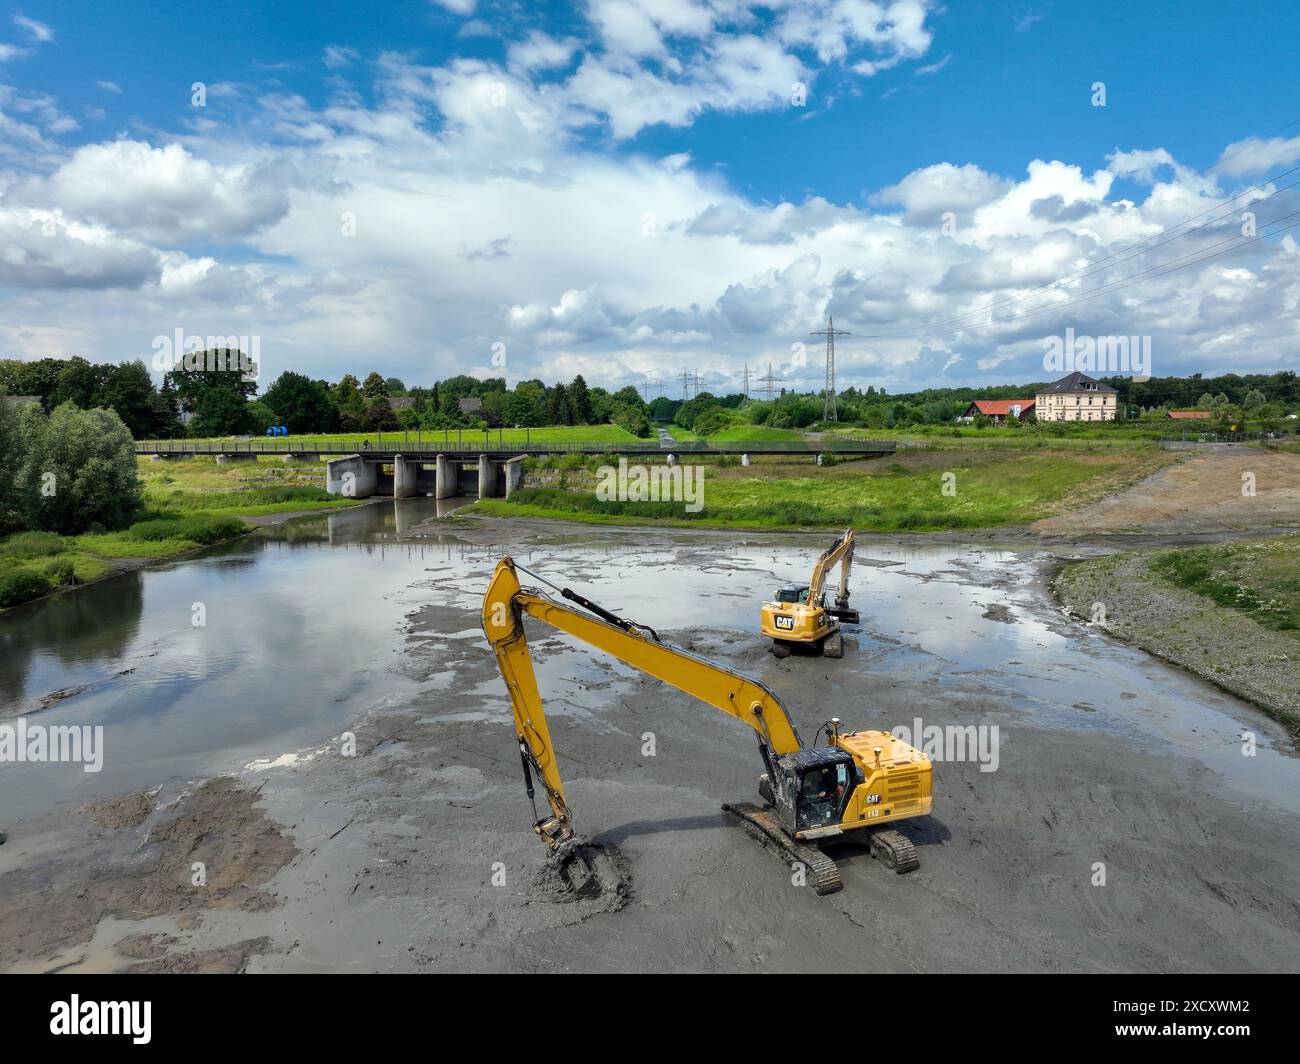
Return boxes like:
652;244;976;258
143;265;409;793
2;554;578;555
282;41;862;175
723;802;843;895
869;828;920;873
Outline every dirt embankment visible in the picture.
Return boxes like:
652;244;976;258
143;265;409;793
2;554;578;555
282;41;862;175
1035;447;1300;538
1053;552;1300;736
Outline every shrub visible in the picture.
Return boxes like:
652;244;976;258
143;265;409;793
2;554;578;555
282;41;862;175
0;531;66;559
127;515;246;544
43;558;76;586
0;568;52;608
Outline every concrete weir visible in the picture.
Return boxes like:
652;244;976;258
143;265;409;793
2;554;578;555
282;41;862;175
393;454;417;499
325;454;378;498
326;452;525;501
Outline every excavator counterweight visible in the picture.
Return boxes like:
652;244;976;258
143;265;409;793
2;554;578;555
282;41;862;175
481;557;932;897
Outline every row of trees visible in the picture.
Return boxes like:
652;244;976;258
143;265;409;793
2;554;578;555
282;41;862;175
3;354;657;439
165;365;657;439
0;357;183;439
5;350;1298;441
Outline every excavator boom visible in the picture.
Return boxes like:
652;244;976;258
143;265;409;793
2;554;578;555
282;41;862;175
483;558;801;852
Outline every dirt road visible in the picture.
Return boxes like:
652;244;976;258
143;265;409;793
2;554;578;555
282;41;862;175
1034;446;1300;537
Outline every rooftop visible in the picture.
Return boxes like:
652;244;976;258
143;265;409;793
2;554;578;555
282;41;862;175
1037;372;1117;395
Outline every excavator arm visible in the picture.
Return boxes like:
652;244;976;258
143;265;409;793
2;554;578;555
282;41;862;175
807;528;855;610
482;557;802;855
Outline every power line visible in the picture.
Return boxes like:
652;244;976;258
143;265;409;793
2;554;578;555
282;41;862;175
756;361;784;401
961;210;1300;328
810;315;850;420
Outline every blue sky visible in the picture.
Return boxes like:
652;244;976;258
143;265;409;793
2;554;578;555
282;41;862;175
2;0;1299;394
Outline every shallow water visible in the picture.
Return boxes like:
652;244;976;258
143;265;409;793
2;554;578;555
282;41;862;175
1;504;1295;824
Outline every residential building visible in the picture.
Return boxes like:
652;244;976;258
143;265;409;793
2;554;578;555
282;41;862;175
1035;372;1118;421
956;399;1036;424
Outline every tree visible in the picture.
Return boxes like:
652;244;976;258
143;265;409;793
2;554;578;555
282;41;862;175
366;397;399;431
48;356;108;410
165;351;258;436
97;361;165;438
0;392;25;533
568;374;593;424
262;372;340;433
362;372;389;400
548;383;570;425
385;377;407;396
16;403;141;534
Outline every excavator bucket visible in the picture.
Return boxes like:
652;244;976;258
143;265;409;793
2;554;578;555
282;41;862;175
550;839;629;902
825;605;860;624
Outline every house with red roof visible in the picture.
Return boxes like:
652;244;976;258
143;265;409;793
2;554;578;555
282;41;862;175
956;399;1036;424
1165;410;1211;420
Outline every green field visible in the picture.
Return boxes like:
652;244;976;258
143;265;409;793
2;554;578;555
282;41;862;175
1150;535;1300;631
474;447;1174;531
664;424;807;444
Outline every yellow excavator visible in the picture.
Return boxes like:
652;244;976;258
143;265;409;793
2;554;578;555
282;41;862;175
760;528;860;658
482;556;931;896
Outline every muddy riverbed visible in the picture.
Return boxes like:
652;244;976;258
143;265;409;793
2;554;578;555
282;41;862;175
2;503;1298;972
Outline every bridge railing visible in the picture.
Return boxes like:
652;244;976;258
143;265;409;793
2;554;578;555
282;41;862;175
134;436;898;455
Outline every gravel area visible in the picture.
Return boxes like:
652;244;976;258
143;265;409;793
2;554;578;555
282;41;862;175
1053;551;1300;736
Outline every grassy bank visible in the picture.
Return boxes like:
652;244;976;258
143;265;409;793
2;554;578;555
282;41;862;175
472;447;1175;531
1149;535;1300;631
1055;545;1300;736
0;455;357;609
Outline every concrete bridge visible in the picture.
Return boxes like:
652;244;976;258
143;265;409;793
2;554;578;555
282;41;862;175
134;436;898;460
323;453;525;500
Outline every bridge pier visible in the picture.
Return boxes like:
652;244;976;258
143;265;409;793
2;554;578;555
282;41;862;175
504;455;526;499
435;454;457;499
326;454;377;498
478;454;499;498
393;454;417;499
215;453;256;465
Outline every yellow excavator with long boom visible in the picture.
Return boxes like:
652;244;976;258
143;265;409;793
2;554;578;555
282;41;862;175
482;556;931;896
760;528;860;658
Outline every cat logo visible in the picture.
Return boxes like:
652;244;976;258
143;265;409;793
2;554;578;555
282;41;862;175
774;616;794;630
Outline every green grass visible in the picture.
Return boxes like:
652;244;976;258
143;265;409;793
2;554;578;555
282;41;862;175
668;424;807;444
827;425;1166;449
474;448;1171;531
139;456;360;518
1150;535;1300;631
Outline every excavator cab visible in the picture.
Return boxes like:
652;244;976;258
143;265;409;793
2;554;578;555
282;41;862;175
775;584;812;606
770;748;857;835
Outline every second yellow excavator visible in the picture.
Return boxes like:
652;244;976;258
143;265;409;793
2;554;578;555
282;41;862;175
760;528;860;658
482;556;932;896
